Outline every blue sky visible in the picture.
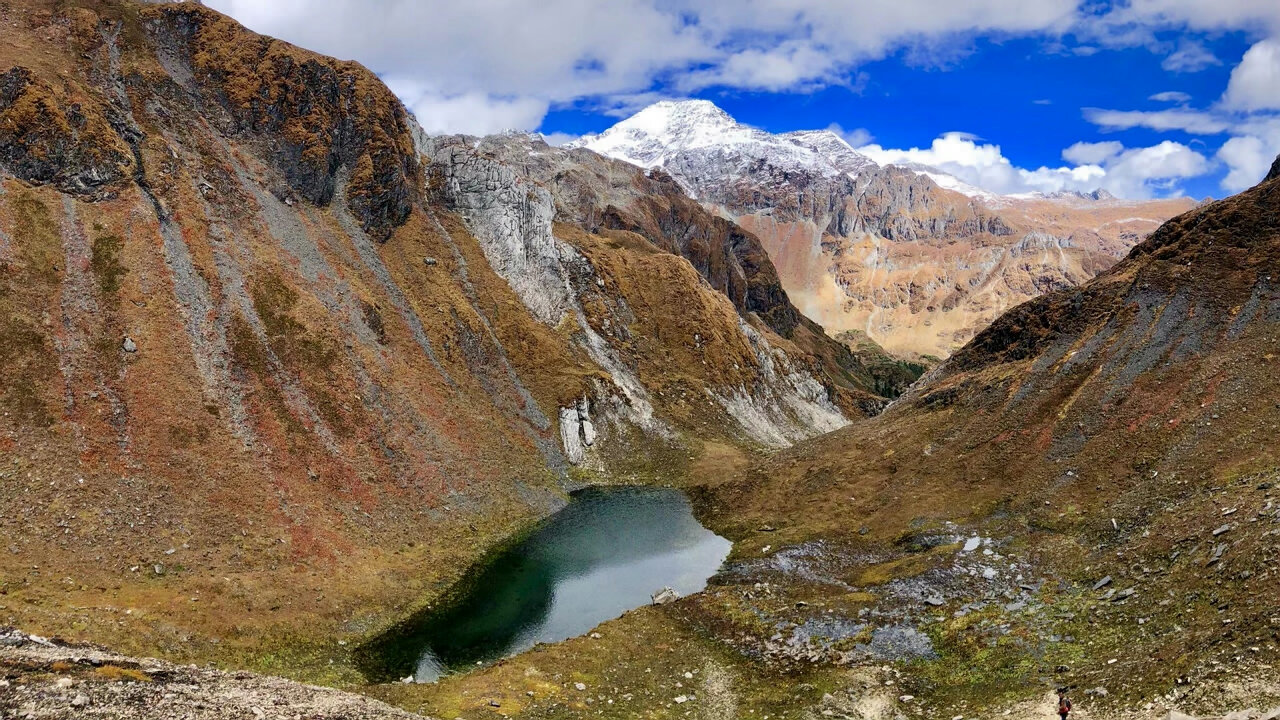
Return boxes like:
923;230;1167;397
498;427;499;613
544;33;1253;198
205;1;1280;200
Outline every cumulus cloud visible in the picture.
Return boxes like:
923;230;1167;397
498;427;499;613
1062;140;1125;164
826;123;875;148
205;0;1085;135
1217;136;1270;190
1080;36;1280;193
857;133;1205;198
1222;39;1280;111
1214;116;1280;190
384;79;550;136
1083;1;1280;46
202;0;1280;194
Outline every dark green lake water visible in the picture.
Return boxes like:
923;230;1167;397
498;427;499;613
356;486;731;683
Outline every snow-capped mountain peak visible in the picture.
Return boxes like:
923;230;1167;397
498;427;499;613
569;100;879;196
569;99;771;168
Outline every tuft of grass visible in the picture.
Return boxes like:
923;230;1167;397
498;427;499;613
94;665;152;683
250;272;336;371
90;234;128;294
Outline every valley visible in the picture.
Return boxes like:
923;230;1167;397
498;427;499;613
1;1;1278;719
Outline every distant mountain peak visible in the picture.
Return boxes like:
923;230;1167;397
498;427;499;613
568;100;877;192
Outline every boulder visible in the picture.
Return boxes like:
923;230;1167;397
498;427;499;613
651;587;680;605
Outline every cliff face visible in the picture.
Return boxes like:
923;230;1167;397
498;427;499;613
573;101;1197;358
0;0;887;669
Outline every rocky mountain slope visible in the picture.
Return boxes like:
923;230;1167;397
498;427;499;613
0;627;432;719
0;0;897;688
4;2;1276;719
690;154;1280;715
572;100;1197;358
369;165;1279;716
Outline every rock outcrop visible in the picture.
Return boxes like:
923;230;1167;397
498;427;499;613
0;66;133;194
0;629;431;720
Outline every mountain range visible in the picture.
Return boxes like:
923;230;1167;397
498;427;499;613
572;100;1198;358
1;2;1277;720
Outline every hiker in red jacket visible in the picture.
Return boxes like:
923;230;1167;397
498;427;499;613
1057;688;1073;720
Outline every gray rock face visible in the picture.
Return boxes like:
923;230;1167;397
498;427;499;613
426;142;572;325
558;398;598;466
424;132;851;453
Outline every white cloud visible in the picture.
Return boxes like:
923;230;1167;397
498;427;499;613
1161;40;1221;72
1214;115;1280;190
826;123;875;147
1217;136;1270;190
1096;141;1211;197
1222;39;1280;111
858;133;1205;199
1080;36;1280;194
1062;140;1125;164
205;0;1085;136
540;132;582;147
384;79;550;136
1083;1;1280;46
1083;107;1234;134
1149;90;1192;103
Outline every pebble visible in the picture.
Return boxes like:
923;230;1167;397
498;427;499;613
574;682;586;691
56;678;74;689
674;696;688;704
1213;524;1231;536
